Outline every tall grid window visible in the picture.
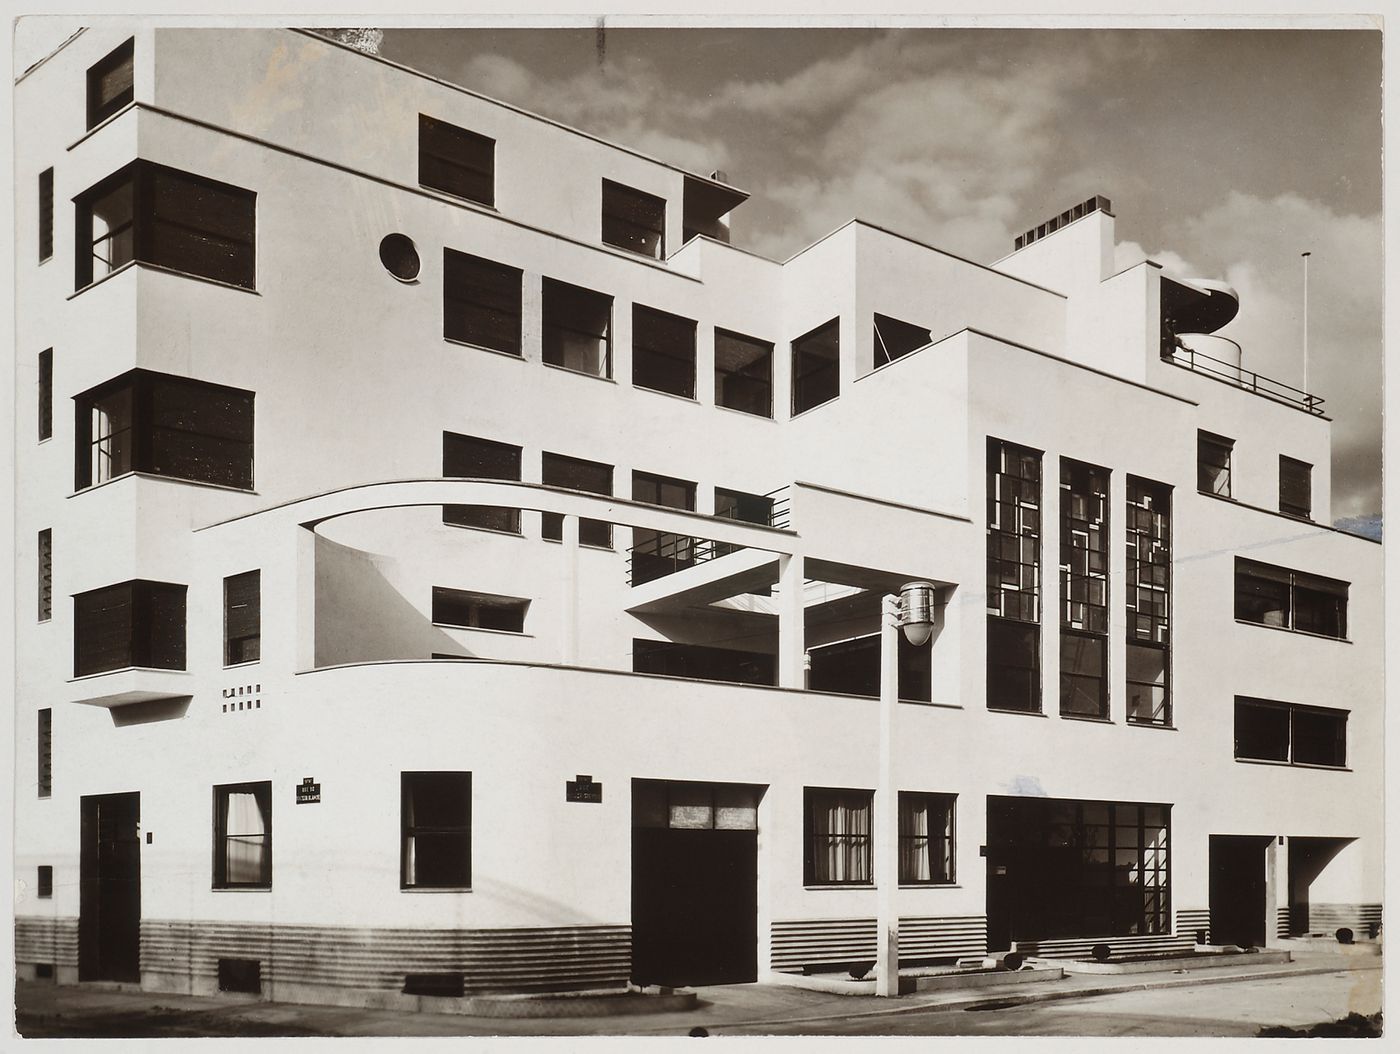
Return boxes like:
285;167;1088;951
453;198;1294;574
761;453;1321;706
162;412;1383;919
38;349;53;441
987;438;1042;712
38;709;52;798
1061;459;1109;718
1197;431;1233;497
442;249;522;355
38;529;52;623
1279;456;1313;519
39;167;54;262
223;570;260;666
1126;477;1171;725
213;781;272;889
803;787;873;886
898;792;955;885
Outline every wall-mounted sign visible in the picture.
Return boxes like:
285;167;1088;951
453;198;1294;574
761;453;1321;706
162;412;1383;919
566;774;602;803
296;777;321;804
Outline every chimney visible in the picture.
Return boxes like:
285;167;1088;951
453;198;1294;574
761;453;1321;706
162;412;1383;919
320;28;384;55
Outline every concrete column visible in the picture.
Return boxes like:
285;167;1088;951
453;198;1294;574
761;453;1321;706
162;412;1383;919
777;553;805;688
561;514;580;664
875;593;901;996
1266;837;1286;947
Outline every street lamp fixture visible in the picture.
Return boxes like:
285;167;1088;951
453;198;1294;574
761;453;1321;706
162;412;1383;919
898;581;937;646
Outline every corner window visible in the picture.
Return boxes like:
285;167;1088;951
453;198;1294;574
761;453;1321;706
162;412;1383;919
38;709;52;798
543;278;612;377
73;580;186;677
632;305;697;399
74;369;254;491
418;114;494;207
602;179;665;258
714;329;773;418
792;319;839;414
86;38;134;129
38;529;52;623
39;168;54;263
431;587;528;632
542;452;613;547
804;787;872;886
442;432;521;533
213;781;271;889
38;349;53;442
1235;698;1346;768
223;570;260;666
74;161;256;290
1197;431;1233;497
873;313;932;368
1280;456;1312;519
442;249;522;355
899;792;955;884
401;771;471;889
1235;558;1348;639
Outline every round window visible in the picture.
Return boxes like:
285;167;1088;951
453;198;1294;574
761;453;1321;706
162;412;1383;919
379;234;420;282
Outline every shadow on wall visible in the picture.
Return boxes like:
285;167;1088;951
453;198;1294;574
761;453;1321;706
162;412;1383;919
314;534;465;666
1288;836;1355;935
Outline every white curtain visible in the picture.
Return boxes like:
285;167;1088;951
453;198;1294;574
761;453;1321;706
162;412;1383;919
816;796;870;883
224;790;268;884
900;800;932;882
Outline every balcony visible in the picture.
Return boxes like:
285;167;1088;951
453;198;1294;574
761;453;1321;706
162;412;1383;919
1160;335;1325;416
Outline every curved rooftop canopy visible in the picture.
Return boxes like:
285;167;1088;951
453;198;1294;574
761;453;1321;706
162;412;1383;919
1161;276;1240;334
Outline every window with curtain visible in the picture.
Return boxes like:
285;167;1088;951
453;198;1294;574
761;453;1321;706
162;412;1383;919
213;781;271;888
804;787;873;885
899;792;955;884
401;771;472;888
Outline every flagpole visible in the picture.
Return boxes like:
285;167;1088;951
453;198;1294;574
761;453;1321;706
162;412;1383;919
1301;251;1311;393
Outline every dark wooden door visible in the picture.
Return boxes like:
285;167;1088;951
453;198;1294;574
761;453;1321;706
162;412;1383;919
79;792;141;982
1209;835;1267;947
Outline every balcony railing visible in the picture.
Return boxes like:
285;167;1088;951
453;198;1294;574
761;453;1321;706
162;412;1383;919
1161;341;1324;416
626;484;793;587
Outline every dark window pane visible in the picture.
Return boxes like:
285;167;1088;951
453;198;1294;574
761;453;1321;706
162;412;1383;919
1060;632;1106;717
633;639;776;686
1234;700;1291;762
402;771;471;888
1291;707;1346;767
602;180;665;258
419;115;495;206
715;329;773;417
443;250;522;354
543;278;611;377
792;318;839;414
988;617;1040;712
73;580;186;676
224;570;260;666
431;587;527;632
38;709;52;798
1197;432;1233;496
873;313;932;367
38;349;53;442
542;452;612;547
87;39;134;129
1280;456;1312;518
1126;643;1168;725
631;471;696;585
39;168;54;262
1294;581;1347;638
442;432;521;533
632;305;696;397
38;528;52;622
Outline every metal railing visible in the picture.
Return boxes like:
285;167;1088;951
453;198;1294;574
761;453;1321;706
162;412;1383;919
625;484;793;587
1160;341;1325;416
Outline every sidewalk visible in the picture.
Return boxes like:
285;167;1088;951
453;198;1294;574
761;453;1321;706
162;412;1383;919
14;949;1381;1038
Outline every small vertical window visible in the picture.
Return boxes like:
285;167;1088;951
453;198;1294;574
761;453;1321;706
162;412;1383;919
898;792;955;884
804;787;873;886
38;349;53;442
542;278;612;378
223;570;260;666
418;115;495;207
792;319;840;415
213;781;272;889
601;180;665;258
86;38;134;129
38;529;52;623
39;168;54;262
1197;431;1234;497
632;305;697;399
402;771;472;888
441;432;522;533
714;329;773;418
38;709;52;798
442;249;522;355
37;866;54;899
1280;456;1312;519
541;452;613;547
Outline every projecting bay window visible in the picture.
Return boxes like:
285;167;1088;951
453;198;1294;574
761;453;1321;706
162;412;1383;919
74;161;257;290
714;329;773;418
1061;459;1109;718
74;370;255;491
899;792;955;885
1235;698;1347;768
442;432;522;533
602;179;665;258
213;781;272;889
631;471;696;586
1235;558;1348;639
873;313;932;368
542;278;612;377
1197;431;1233;497
223;570;260;666
73;579;187;677
633;305;697;398
418;114;495;207
804;788;873;886
542;452;613;547
87;38;134;129
1126;478;1171;725
987;439;1042;713
401;772;472;889
443;249;522;355
792;318;839;415
1280;456;1313;519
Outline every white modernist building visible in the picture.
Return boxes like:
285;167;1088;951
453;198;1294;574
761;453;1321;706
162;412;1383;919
14;27;1383;1008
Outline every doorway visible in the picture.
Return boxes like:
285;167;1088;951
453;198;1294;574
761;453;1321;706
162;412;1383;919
79;792;141;982
631;780;761;987
1209;835;1270;947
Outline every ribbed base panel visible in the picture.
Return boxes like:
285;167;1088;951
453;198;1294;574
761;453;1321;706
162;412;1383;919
1296;903;1382;937
15;916;79;970
1010;908;1211;959
769;916;987;972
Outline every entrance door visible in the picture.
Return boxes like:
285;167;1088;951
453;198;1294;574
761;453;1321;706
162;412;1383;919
1209;835;1268;947
631;781;760;987
79;792;141;982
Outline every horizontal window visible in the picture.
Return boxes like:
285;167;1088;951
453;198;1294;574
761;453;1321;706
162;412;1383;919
804;787;872;886
73;579;186;677
431;587;528;632
1235;697;1346;768
807;632;930;702
1235;557;1348;639
418;114;494;207
443;249;521;355
633;639;775;687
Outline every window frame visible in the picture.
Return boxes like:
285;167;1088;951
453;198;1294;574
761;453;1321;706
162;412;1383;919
873;313;933;368
441;431;523;534
542;277;613;378
223;569;261;667
632;304;697;399
1196;430;1234;497
37;865;54;899
38;709;52;799
898;791;956;885
1126;476;1172;725
431;587;529;633
418;114;495;207
86;38;134;130
442;249;523;356
73;579;187;677
630;470;698;586
1234;557;1349;639
1234;697;1348;768
401;771;473;890
803;786;874;887
792;318;840;415
541;451;614;548
212;780;272;890
601;179;666;259
38;349;53;442
1279;456;1313;519
39;167;54;263
714;328;773;418
38;528;52;623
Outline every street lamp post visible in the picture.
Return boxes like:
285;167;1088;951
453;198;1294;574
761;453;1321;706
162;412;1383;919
875;581;936;997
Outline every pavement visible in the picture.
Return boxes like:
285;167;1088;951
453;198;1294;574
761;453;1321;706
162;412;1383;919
13;949;1382;1038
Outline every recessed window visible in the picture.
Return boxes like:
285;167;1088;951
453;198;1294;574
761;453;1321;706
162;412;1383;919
38;349;53;442
633;639;775;687
602;179;665;258
74;161;256;290
899;792;955;884
402;771;471;889
1127;477;1172;725
418;114;494;207
37;865;54;899
74;369;255;491
632;305;696;398
1235;698;1346;768
443;249;522;355
988;439;1042;713
73;580;186;677
442;432;521;533
631;471;696;586
873;313;933;368
223;570;260;666
804;787;872;886
38;529;52;623
1197;431;1233;497
1235;558;1348;639
1280;456;1312;519
378;233;420;281
543;278;612;377
38;709;52;799
807;633;931;703
86;38;134;129
39;168;54;263
792;319;840;414
213;781;272;889
431;587;528;632
542;452;613;547
714;329;773;418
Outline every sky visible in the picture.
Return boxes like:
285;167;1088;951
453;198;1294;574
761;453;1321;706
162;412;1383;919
378;27;1383;527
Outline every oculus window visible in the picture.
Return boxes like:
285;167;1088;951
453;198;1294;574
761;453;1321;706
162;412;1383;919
899;792;955;885
1126;478;1172;725
987;439;1042;712
443;249;522;354
1235;558;1348;639
213;781;272;889
1235;698;1346;768
792;319;839;414
74;161;256;290
401;771;472;889
73;580;186;677
541;452;613;547
418;114;495;207
602;179;665;258
86;38;134;129
714;329;773;418
1197;431;1234;497
543;278;612;377
632;305;697;398
442;432;522;533
432;588;528;633
223;570;260;666
1280;456;1312;519
804;788;873;886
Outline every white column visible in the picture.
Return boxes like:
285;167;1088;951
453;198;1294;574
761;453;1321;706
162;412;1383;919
777;553;805;688
561;514;580;664
875;593;900;996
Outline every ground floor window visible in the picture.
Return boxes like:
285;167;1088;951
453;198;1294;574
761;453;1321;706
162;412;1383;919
401;771;472;889
899;792;955;884
804;787;872;886
213;781;271;889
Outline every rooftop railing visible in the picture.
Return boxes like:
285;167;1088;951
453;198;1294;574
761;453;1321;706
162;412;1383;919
1160;341;1325;416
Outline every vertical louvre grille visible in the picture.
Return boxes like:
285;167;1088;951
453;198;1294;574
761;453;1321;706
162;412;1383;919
39;168;54;262
38;709;52;798
38;529;52;622
38;349;52;441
